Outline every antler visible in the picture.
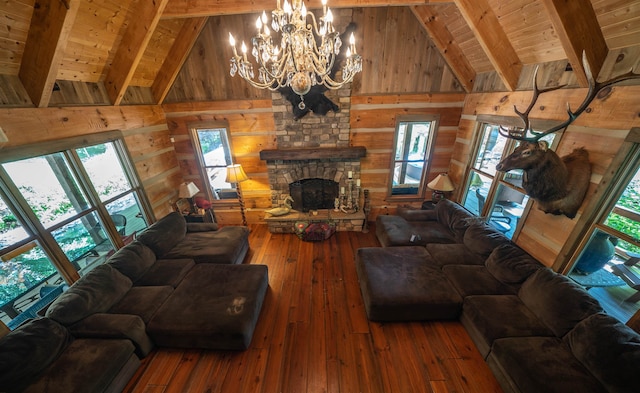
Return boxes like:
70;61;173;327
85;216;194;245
500;52;640;142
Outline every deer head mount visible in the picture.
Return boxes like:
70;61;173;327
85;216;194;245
496;53;640;219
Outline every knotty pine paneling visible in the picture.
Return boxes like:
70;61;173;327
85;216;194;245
352;7;464;95
455;85;639;266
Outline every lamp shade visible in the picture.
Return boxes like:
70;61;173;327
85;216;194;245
178;181;200;198
225;164;248;184
427;173;455;192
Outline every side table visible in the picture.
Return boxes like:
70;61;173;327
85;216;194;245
183;209;215;223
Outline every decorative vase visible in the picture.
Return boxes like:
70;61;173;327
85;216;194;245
573;232;617;275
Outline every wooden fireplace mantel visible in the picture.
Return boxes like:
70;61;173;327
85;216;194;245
259;146;366;161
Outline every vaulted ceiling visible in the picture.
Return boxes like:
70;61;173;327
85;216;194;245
2;0;639;108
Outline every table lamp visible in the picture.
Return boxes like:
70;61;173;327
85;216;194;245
178;181;200;213
427;173;455;203
225;164;249;226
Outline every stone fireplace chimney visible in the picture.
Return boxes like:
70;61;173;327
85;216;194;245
262;83;365;210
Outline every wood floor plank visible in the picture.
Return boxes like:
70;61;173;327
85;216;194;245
124;223;503;393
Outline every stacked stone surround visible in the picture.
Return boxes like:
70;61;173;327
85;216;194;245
268;82;359;206
265;80;365;232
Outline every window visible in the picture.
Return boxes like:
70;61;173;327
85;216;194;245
388;116;438;199
460;122;557;239
190;124;237;201
567;145;640;322
0;135;151;329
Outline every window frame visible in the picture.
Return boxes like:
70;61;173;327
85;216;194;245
460;117;562;238
386;115;439;201
0;131;152;327
559;138;640;275
189;121;239;205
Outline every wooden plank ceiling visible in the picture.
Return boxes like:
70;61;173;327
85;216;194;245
0;0;638;107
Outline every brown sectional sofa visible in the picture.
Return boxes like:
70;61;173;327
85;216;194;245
358;200;640;393
0;212;268;393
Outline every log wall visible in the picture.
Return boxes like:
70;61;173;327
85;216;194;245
350;93;466;217
451;85;640;266
162;100;276;225
0;105;178;219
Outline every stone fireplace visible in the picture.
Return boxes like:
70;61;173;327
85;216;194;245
260;86;367;233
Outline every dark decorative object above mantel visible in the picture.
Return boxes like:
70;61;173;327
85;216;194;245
278;85;339;120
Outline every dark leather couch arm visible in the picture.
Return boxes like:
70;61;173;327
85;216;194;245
68;313;154;357
186;222;219;232
397;206;437;221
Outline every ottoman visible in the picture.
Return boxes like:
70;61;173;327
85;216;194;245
147;263;269;350
355;246;462;321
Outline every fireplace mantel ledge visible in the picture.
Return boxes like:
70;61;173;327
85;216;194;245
260;146;366;161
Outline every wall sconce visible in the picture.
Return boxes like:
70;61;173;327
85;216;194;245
225;164;249;226
427;173;455;203
178;181;200;213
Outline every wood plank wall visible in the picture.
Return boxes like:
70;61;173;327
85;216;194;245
162;100;276;225
451;85;640;266
0;105;179;219
351;93;465;216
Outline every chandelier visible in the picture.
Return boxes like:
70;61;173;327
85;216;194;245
229;0;362;109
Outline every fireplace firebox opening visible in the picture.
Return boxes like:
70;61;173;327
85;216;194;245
290;178;339;212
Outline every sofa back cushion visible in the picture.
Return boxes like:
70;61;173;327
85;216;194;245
46;264;132;325
565;313;640;393
0;318;72;392
519;268;603;337
486;243;544;284
107;240;156;282
435;200;473;242
136;212;186;257
462;223;509;259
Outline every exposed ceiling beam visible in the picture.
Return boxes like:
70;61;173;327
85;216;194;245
453;0;521;91
104;0;170;105
411;5;475;93
152;17;208;104
162;0;451;18
540;0;608;88
19;0;80;108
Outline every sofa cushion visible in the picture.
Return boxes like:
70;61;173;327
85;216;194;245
460;295;554;357
134;258;195;287
442;265;516;297
435;200;473;242
22;338;139;393
519;268;603;337
565;313;640;393
425;243;485;267
488;336;607;393
186;222;219;232
147;264;269;350
485;243;544;284
462;223;509;259
46;264;132;325
162;226;250;264
375;215;455;247
0;318;72;393
355;247;462;321
109;285;174;323
107;240;156;282
136;212;186;257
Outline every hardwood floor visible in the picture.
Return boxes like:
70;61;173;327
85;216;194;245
123;224;503;393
